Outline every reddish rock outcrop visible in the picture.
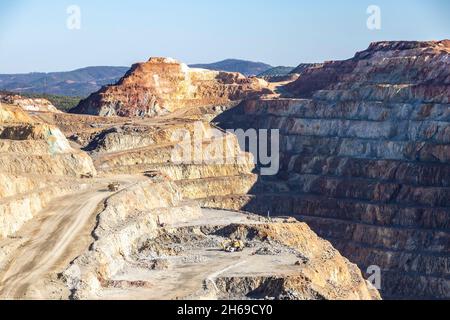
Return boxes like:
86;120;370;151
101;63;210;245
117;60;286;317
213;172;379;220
285;40;450;101
215;40;450;299
71;57;271;117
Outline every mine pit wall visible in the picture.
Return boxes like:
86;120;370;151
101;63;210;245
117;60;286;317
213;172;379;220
0;147;96;238
62;180;202;299
61;178;380;300
0;104;97;239
212;223;379;300
85;121;217;154
0;159;93;239
93;120;259;204
214;98;450;299
0;182;89;239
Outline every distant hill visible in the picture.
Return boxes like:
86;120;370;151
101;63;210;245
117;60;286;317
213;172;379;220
0;66;129;97
189;59;273;76
257;66;295;77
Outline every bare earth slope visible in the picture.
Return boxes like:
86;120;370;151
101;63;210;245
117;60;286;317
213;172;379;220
0;98;379;299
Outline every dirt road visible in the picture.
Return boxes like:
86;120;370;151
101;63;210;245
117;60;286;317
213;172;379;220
0;176;143;299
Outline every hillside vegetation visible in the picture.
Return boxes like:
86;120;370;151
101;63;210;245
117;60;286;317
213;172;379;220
0;66;128;97
190;59;272;76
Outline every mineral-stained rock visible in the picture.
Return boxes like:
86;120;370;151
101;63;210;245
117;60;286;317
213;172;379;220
214;223;380;300
0;40;393;305
285;40;450;102
21;94;377;300
0;94;61;113
216;40;450;299
70;57;272;117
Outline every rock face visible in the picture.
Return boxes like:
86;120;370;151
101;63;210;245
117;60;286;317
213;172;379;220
62;178;379;300
0;50;385;299
61;179;202;299
0;94;61;113
0;103;377;300
216;40;450;299
4;40;447;300
286;40;450;101
71;57;271;117
0;103;96;238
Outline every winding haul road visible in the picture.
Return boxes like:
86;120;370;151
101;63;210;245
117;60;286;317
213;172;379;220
0;176;141;299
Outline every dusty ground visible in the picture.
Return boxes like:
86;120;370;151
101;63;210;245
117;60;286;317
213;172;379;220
97;209;304;300
0;198;302;300
0;175;146;299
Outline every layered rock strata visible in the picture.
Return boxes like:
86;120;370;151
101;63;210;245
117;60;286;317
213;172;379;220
0;103;96;238
48;110;378;300
215;40;450;299
62;179;379;300
87;118;259;206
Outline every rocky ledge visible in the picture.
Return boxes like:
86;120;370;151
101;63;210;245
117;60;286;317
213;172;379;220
216;40;450;299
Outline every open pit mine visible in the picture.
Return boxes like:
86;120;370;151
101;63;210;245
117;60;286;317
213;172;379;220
1;40;449;300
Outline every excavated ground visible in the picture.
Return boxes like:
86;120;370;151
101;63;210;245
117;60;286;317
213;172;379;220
97;209;308;300
0;102;379;300
213;41;450;299
0;175;146;299
0;52;404;300
3;43;446;300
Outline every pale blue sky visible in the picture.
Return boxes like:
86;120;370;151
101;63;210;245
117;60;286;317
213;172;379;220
0;0;449;73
